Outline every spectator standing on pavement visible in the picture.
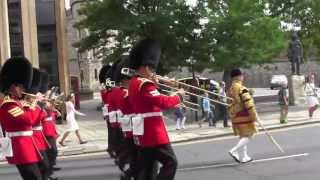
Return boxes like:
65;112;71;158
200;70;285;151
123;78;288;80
59;94;87;146
219;81;229;127
278;82;289;124
305;74;319;119
175;105;186;130
199;92;215;127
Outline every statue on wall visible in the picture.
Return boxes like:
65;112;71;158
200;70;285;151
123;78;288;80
288;32;303;75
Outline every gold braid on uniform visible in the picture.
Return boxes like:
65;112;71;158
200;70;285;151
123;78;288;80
239;88;257;122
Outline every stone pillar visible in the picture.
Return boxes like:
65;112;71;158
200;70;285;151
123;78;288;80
0;0;10;65
55;0;70;95
288;75;306;105
20;0;39;67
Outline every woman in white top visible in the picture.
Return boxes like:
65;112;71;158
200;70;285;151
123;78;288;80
305;74;319;119
59;94;87;146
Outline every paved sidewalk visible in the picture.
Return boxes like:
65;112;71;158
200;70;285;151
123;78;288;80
55;99;319;156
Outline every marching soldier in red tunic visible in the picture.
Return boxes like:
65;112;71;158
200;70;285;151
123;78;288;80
98;64;115;157
0;57;42;180
40;72;61;175
105;61;126;160
22;68;56;180
124;38;185;180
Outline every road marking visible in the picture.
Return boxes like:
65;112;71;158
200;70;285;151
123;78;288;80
178;153;309;171
175;124;319;146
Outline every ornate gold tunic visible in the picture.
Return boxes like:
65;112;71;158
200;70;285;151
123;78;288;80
227;80;257;137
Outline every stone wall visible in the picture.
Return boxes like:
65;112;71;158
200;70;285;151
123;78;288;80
66;0;103;92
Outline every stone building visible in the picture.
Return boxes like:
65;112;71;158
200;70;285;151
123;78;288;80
66;0;103;93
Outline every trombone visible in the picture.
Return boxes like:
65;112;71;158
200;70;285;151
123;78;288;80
157;75;233;102
160;89;200;112
158;80;231;107
121;68;232;107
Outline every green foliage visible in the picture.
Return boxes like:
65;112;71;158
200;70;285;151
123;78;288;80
267;0;320;57
204;0;286;71
74;0;290;74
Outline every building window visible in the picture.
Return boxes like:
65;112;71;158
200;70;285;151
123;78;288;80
39;42;53;52
94;69;98;80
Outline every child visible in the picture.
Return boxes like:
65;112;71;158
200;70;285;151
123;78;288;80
175;105;186;130
278;82;289;124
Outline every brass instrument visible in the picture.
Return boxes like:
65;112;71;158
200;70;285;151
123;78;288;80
157;75;233;102
121;68;232;107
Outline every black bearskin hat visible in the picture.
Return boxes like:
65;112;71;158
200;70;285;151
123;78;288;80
129;38;161;70
108;59;121;82
230;69;243;78
27;68;42;94
114;57;131;84
99;64;111;84
39;71;49;94
0;57;33;93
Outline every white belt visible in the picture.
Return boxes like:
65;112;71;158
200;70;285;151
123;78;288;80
7;131;33;137
123;114;135;118
138;112;163;118
44;117;53;122
32;126;43;131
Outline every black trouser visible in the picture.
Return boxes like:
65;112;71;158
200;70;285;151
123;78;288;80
220;105;229;127
16;163;42;180
109;126;124;157
46;136;58;169
129;144;177;180
38;150;51;180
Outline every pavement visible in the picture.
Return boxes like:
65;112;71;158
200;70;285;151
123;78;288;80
55;97;319;157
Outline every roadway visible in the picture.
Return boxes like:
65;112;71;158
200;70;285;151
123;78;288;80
1;124;319;180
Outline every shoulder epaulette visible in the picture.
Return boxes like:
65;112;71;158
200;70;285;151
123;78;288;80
138;77;154;91
0;96;19;107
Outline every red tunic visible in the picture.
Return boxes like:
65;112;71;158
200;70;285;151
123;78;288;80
42;110;59;138
100;89;109;105
0;97;41;164
118;89;134;138
108;87;126;128
30;106;50;151
128;76;181;147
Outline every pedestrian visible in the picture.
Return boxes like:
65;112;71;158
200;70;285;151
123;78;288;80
278;82;289;124
305;74;319;119
175;105;186;130
59;94;87;146
227;68;258;163
123;38;185;180
199;92;215;127
219;81;229;127
0;57;42;180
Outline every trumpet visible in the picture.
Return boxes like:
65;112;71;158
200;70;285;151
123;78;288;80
22;92;64;104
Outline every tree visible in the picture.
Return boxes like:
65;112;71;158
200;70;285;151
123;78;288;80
74;0;206;74
74;0;287;81
202;0;286;83
267;0;320;58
